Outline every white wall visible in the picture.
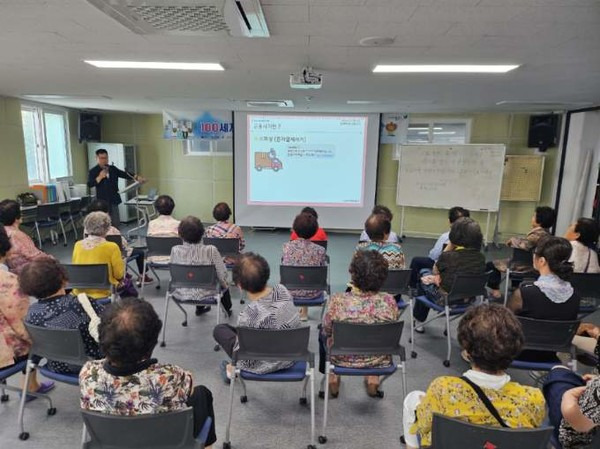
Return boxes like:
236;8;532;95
555;110;600;234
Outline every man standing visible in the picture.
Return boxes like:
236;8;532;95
87;149;144;227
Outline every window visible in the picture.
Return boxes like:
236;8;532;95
21;104;71;184
407;119;471;145
182;139;232;156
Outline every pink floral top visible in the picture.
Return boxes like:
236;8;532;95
205;221;245;251
0;264;31;368
80;359;193;415
281;239;327;299
322;290;399;368
4;224;52;275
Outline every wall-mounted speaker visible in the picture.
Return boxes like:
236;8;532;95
79;112;101;142
528;114;560;152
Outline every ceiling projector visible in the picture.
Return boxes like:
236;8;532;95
290;67;323;89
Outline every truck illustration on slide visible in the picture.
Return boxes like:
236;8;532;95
255;149;283;171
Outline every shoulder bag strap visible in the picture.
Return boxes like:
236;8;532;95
459;376;509;428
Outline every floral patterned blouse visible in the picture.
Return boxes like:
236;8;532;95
559;376;600;448
281;239;327;299
205;221;246;251
321;290;399;368
0;264;31;368
413;375;545;447
80;359;193;415
4;224;53;275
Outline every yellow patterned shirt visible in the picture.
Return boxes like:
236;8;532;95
412;376;546;447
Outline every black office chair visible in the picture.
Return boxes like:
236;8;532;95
503;248;537;300
202;237;241;261
18;324;92;440
224;327;316;449
82;408;212;449
571;272;600;314
413;272;489;367
430;414;553;449
161;264;225;351
319;321;406;445
63;263;114;304
280;265;329;309
141;236;182;294
312;240;327;250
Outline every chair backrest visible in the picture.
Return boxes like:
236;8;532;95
447;272;489;303
431;414;553;449
202;237;240;258
64;264;111;290
235;326;312;363
36;202;60;220
312;240;327;250
330;321;404;357
169;264;219;290
517;317;580;353
381;269;412;296
81;408;200;449
146;236;181;258
24;322;90;366
512;248;534;265
80;196;92;212
570;272;600;299
20;206;38;224
69;198;82;214
105;235;124;252
279;265;328;291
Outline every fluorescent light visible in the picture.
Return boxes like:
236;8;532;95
347;100;382;105
84;60;224;71
373;64;519;73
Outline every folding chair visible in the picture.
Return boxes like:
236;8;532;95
319;321;406;445
63;263;115;305
81;408;212;449
64;198;82;241
18;323;92;440
312;240;327;250
223;327;316;449
106;235;140;277
381;269;413;352
510;317;580;373
161;264;225;351
1;360;52;405
19;205;40;247
35;202;68;247
413;272;489;367
203;237;243;302
431;414;553;449
570;272;600;315
503;248;537;301
280;265;330;310
141;236;182;295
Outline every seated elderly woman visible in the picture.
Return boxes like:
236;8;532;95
356;213;405;269
402;304;545;448
72;211;125;299
320;250;399;398
213;252;300;381
204;202;245;252
282;212;327;321
0;199;53;275
20;258;103;374
147;195;180;237
80;298;217;448
170;216;232;316
564;217;600;273
87;199;152;284
290;207;328;242
0;227;53;396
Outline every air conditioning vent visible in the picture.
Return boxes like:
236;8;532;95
87;0;269;37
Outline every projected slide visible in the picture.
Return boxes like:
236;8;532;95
247;114;368;206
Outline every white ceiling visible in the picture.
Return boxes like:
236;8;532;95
1;0;599;113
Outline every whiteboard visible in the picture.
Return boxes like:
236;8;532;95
396;144;506;211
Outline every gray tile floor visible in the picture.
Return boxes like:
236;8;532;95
1;226;532;449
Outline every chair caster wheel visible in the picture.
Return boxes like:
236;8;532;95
240;395;248;404
19;432;30;441
223;443;231;449
411;351;417;359
182;321;188;327
240;299;245;304
47;407;57;416
155;286;160;290
318;391;324;399
299;397;307;405
213;345;220;352
318;436;327;444
376;390;384;398
0;394;9;402
443;330;448;336
443;360;450;367
63;243;67;247
308;445;317;449
160;342;166;347
408;338;412;344
400;435;406;444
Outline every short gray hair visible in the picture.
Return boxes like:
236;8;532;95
84;211;111;237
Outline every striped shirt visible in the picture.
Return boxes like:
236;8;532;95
356;241;406;270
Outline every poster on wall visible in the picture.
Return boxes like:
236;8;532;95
162;110;233;141
379;113;409;145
